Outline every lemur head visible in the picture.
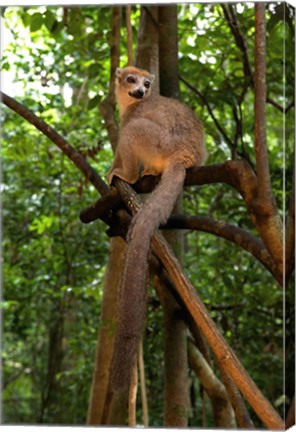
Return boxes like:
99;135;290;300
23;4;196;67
115;66;155;115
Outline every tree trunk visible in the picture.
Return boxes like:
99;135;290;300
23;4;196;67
135;6;159;92
86;6;128;425
158;6;180;100
40;303;65;423
87;237;127;424
158;5;189;427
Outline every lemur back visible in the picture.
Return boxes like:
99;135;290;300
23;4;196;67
108;66;206;394
108;67;206;184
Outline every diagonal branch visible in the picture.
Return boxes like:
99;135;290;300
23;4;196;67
179;75;234;150
1;91;109;197
113;176;284;430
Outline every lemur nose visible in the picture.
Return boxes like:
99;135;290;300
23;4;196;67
129;88;145;99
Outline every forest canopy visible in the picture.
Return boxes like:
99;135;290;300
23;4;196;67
1;2;295;428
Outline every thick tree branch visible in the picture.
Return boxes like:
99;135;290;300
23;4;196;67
79;161;243;225
254;4;272;201
80;158;284;283
113;177;284;430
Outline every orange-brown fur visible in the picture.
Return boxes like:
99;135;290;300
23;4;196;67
108;66;207;392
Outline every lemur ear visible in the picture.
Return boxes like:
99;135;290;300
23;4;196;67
149;74;155;83
115;68;122;78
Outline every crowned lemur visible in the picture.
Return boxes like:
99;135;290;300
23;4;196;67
107;66;207;393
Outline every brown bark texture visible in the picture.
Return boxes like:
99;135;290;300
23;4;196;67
157;5;190;428
86;237;127;424
188;341;236;428
1;4;291;428
113;177;284;430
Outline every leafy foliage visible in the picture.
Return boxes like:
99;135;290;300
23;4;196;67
1;3;294;426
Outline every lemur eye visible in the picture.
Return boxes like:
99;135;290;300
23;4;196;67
127;76;136;84
144;81;151;89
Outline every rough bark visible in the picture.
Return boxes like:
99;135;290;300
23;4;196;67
158;6;180;99
158;5;189;427
188;341;236;428
135;6;159;92
128;361;138;426
218;368;254;428
2;89;284;428
253;3;283;275
113;177;284;430
188;316;254;428
87;237;127;424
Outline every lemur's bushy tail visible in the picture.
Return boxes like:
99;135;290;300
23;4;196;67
110;163;186;391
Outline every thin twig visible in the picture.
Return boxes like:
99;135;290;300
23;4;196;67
179;75;234;150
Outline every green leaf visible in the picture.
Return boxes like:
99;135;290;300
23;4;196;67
88;63;100;78
44;10;56;31
88;94;101;110
30;12;44;32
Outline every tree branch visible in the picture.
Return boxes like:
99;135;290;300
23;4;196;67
222;4;293;114
79;158;285;283
188;341;236;428
254;3;272;201
1;92;109;197
221;4;253;85
179;75;234;150
218;368;254;429
2;88;285;282
113;176;284;430
163;215;280;282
